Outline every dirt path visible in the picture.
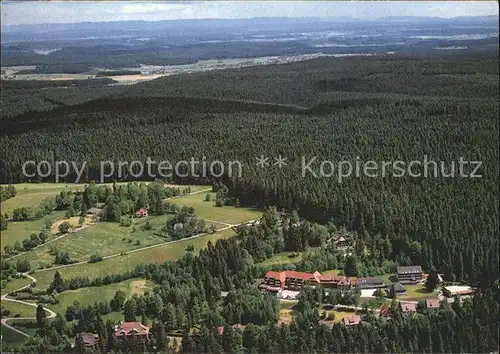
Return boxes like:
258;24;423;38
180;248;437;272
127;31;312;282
1;274;56;338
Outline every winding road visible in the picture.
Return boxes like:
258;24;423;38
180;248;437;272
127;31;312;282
1;273;56;338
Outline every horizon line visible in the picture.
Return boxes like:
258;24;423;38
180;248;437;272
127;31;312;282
2;13;498;29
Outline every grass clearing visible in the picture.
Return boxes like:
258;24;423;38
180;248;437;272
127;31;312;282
1;210;66;247
399;284;439;300
0;324;29;350
32;227;238;288
0;184;86;216
1;277;32;296
0;300;45;318
24;215;170;267
258;252;303;267
48;278;154;316
171;192;261;224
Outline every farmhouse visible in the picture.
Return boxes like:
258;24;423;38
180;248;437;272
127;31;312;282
396;265;423;284
135;208;148;218
76;332;99;350
343;314;361;326
356;277;386;289
113;322;150;342
442;285;474;297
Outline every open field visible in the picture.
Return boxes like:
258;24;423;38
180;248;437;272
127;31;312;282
23;215;170;268
0;301;44;318
258;252;303;267
1;277;32;296
48;279;154;316
171;192;261;224
1;210;66;248
1;184;85;215
32;227;239;288
0;183;209;216
0;325;28;350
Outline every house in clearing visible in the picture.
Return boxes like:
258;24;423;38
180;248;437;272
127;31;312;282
76;332;99;350
396;265;423;284
343;314;361;326
135;208;148;218
113;322;150;343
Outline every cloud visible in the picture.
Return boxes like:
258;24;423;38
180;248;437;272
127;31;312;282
1;1;498;26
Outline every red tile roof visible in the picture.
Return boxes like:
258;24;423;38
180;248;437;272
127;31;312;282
264;270;322;285
379;303;392;318
426;299;440;309
343;314;361;326
114;322;149;337
401;303;417;313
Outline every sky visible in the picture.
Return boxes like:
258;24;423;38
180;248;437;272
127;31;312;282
1;1;498;26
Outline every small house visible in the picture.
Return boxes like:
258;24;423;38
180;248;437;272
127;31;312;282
135;208;148;218
425;299;440;309
400;302;417;314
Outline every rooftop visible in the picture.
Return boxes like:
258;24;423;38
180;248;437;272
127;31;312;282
426;299;440;308
343;314;361;326
397;265;423;274
114;322;149;336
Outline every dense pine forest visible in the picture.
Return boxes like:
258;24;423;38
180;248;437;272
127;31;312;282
1;54;499;289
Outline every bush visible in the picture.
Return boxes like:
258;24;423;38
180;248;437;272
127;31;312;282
120;216;132;227
89;255;103;263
